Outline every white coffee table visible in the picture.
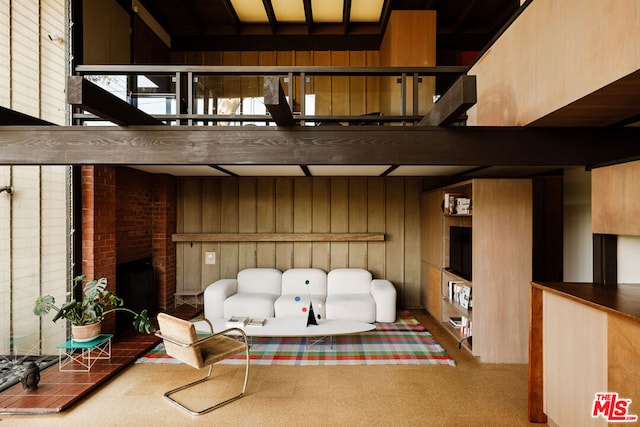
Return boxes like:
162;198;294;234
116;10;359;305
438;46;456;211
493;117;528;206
194;317;375;348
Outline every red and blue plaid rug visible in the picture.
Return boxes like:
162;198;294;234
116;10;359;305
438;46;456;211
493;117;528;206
137;311;455;366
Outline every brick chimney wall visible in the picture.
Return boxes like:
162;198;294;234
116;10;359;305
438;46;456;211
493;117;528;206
81;166;177;335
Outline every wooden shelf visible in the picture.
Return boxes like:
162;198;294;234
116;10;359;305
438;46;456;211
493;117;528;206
172;233;385;243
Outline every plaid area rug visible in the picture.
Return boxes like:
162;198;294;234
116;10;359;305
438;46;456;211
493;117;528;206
136;311;455;366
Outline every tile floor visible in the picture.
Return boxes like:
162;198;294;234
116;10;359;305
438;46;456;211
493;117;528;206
0;305;201;414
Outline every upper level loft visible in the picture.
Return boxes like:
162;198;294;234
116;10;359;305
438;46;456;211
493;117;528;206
70;65;473;127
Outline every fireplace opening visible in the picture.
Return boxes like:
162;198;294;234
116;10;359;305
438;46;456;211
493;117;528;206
116;258;157;334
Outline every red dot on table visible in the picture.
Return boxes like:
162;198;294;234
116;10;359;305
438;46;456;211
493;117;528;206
302;307;307;312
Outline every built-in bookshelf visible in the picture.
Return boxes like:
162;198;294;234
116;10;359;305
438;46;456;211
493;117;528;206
420;179;532;363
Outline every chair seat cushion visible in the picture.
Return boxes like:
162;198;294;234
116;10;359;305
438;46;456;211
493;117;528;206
274;294;327;319
325;294;376;323
223;293;279;319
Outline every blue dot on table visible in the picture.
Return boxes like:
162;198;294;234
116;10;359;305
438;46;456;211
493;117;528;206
295;296;301;301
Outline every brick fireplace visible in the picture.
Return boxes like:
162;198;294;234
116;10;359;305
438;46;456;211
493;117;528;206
81;165;177;335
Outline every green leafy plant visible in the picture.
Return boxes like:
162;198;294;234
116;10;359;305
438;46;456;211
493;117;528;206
34;275;155;333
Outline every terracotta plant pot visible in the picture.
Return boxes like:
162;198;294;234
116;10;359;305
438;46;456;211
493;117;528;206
71;322;102;342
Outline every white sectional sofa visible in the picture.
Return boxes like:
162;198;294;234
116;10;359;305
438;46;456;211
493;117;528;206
203;267;396;324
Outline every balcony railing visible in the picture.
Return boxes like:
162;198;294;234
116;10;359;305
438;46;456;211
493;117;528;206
73;65;468;127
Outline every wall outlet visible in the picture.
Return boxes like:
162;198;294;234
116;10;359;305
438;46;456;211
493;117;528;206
205;252;216;265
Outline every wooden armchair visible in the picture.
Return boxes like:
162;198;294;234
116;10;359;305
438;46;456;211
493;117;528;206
155;312;250;415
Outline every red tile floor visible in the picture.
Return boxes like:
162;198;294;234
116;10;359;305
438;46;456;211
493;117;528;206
0;305;200;414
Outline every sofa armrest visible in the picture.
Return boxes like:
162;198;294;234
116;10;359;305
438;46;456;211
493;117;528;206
371;279;397;323
203;279;238;320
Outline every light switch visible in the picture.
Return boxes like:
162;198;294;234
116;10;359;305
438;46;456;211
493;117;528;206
205;252;216;265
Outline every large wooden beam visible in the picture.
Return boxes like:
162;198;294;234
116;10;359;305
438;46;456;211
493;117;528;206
418;75;477;126
66;76;164;126
0;106;55;126
0;126;639;167
264;76;295;126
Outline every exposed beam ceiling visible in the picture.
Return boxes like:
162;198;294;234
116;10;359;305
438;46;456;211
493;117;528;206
1;126;638;168
136;0;520;52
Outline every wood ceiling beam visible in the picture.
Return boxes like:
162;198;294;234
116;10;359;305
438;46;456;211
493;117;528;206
418;75;477;126
264;76;295;126
303;0;313;34
67;76;164;126
1;126;639;167
262;0;277;34
0;107;55;126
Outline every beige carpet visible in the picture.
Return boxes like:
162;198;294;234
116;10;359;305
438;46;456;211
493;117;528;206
1;311;546;426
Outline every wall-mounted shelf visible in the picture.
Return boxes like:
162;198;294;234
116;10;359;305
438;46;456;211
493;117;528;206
171;233;385;243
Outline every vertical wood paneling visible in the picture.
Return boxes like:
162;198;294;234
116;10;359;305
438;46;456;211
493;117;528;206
256;178;275;266
349;51;367;116
40;0;66;124
220;178;239;278
0;1;11;107
386;178;405;303
177;177;425;309
201;179;221;287
313;51;331;115
348;178;367;266
366;51;381;114
11;167;42;352
179;179;203;290
238;178;257;268
330;178;349;269
404;178;422;307
0;166;11;354
331;51;350;116
275;178;294;270
258;51;277;66
40;166;68;352
293;178;312;267
2;3;69;356
312;178;331;270
367;178;385;278
11;0;40;117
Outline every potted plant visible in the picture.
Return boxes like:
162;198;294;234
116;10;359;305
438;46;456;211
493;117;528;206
34;275;155;341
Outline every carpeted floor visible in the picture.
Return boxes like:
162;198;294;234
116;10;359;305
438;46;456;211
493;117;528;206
137;311;455;366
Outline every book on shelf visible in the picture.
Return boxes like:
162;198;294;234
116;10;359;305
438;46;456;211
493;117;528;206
246;317;266;327
448;316;463;328
460;285;472;310
226;316;249;327
448;281;466;304
443;193;470;215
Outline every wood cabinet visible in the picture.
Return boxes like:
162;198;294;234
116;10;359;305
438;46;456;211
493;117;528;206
420;179;532;363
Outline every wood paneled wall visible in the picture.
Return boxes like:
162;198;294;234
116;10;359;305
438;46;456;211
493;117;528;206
175;176;424;308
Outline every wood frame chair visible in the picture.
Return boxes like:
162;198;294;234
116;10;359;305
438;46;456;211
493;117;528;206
155;312;250;416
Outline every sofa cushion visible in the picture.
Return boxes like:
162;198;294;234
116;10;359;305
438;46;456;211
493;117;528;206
275;268;327;319
327;268;372;295
223;293;278;319
237;268;282;294
325;293;376;323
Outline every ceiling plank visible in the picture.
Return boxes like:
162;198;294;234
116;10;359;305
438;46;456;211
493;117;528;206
0;107;55;126
1;126;639;168
264;76;295;126
66;76;164;126
418;75;477;126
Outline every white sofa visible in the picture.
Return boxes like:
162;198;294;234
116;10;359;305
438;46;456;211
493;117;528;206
203;267;396;323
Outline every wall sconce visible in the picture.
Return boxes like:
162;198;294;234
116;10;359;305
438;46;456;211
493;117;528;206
0;186;14;195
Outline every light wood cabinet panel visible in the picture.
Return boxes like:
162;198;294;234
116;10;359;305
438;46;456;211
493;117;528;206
592;160;640;236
